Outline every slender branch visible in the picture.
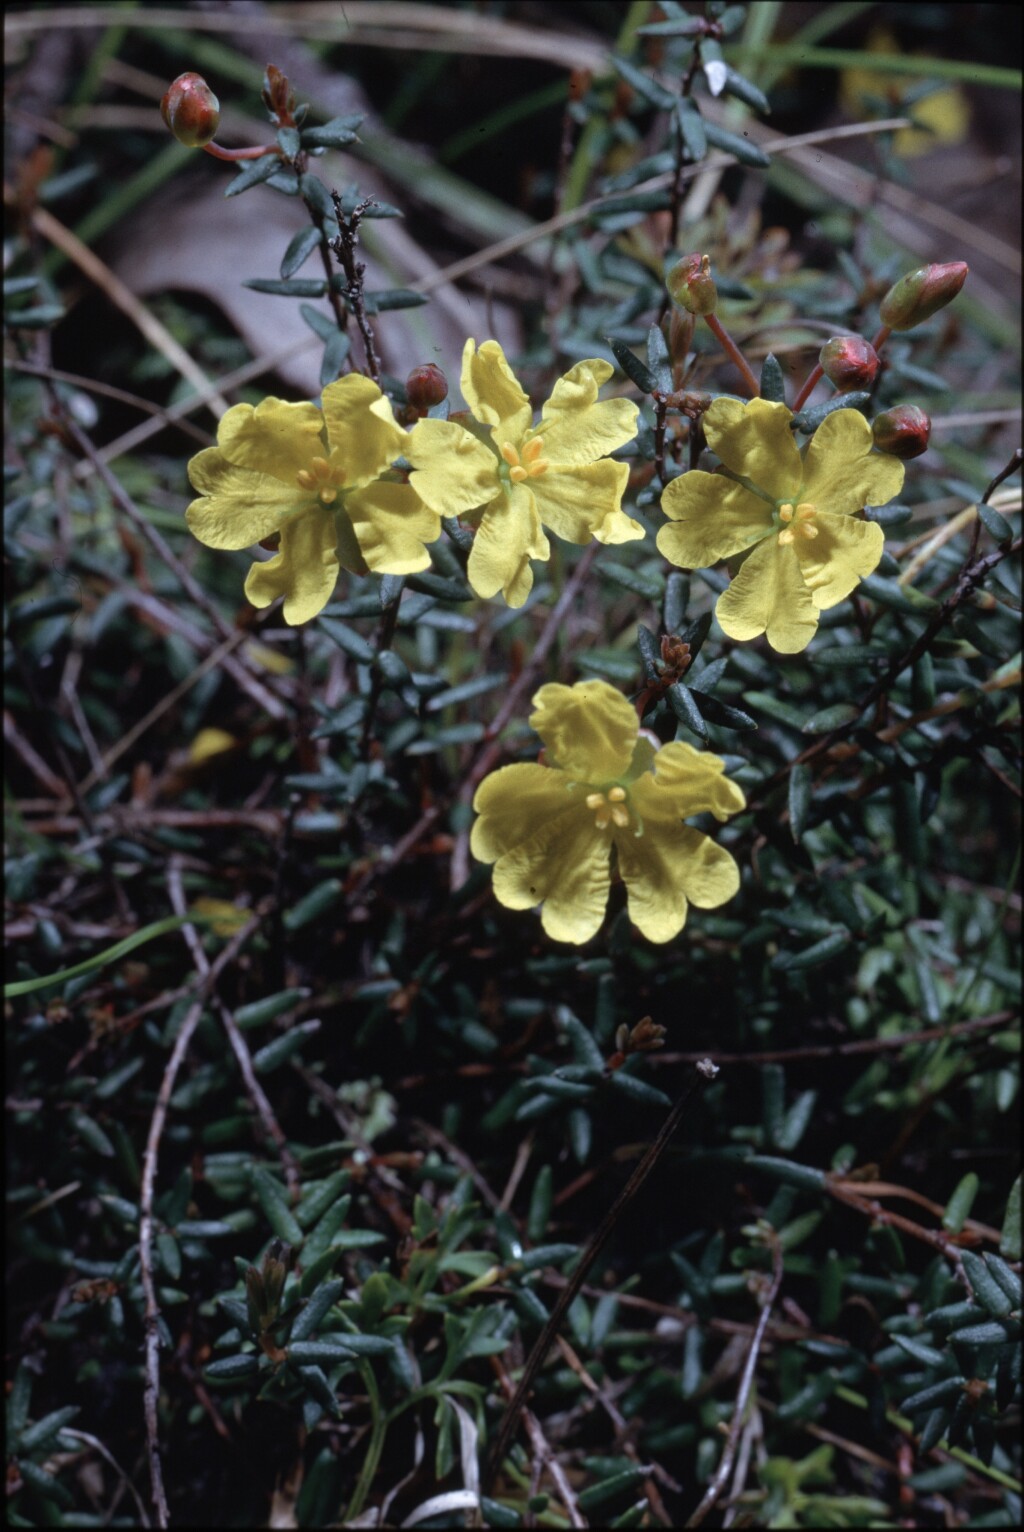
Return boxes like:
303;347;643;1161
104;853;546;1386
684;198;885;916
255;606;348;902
481;1059;719;1496
685;1228;784;1528
138;912;263;1527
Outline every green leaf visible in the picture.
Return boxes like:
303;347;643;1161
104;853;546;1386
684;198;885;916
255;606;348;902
205;1354;259;1381
675;97;707;160
244;277;328;297
801;703;862;735
283;880;344;933
961;1250;1015;1318
600;560;663;600
319;616;376;663
772;931;849;970
251;1167;303;1245
859;574;938;614
702;120;771;167
607;336;657;393
668;682;708;740
4;914;213;999
745;1156;827;1192
234;989;309;1029
716;65;770;115
942;1172;980;1233
688;688;757;731
280;225;321;280
290;1279;345;1342
790;392;870;433
1000;1172;1021;1260
301;114;363;148
362;288;428;314
788;763;812;843
225;155;282;198
612;55;677;111
977;500;1013;545
760;352;785;403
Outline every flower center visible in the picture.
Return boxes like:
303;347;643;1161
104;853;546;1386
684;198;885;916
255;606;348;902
296;455;345;505
776;500;818;545
585;785;631;830
500;436;549;484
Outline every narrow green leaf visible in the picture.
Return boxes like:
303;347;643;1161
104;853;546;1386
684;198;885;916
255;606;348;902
760;352;785;403
675;97;707;160
1001;1172;1021;1259
943;1172;980;1233
607;336;657;393
668;682;708;740
4;914;212;999
612;55;677;111
801;703;862;735
961;1249;1014;1318
977;500;1013;544
788;762;812;842
688;689;757;731
225;156;284;197
280;225;321;280
772;931;849;970
283;880;343;933
251;1167;303;1245
702;120;771;167
790;392;870;432
302;114;363;148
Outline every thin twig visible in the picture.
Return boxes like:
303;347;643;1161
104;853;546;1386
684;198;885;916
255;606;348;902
685;1228;784;1528
482;1060;719;1496
166;863;301;1197
138;912;263;1527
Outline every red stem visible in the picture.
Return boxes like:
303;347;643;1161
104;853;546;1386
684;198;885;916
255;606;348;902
202;141;279;162
704;313;759;398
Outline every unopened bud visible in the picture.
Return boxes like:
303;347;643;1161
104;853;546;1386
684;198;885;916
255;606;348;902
405;364;448;414
819;336;880;392
879;262;968;331
872;405;931;460
667;253;717;317
161;72;220;148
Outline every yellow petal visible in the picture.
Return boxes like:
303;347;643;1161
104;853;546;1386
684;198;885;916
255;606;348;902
461;339;533;441
531;461;642;545
243;506;344;624
471;762;574;861
347;481;440;574
536;360;639;463
490;801;611;945
407;418;499;516
634;743;746;822
801;409;905;515
216;398;325;481
616;824;740;943
321;374;408;488
186;451;304;549
794;510;884;610
703;397;803;501
188;727;236;764
529;680;637;781
467;485;549;607
658;471;771;566
716;537;819;653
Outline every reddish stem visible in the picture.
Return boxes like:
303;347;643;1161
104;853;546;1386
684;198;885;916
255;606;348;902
704;313;759;398
202;141;279;162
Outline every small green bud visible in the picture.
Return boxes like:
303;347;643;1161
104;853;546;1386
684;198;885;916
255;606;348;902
161;72;221;148
872;405;931;460
819;336;880;392
879;262;968;331
666;253;718;316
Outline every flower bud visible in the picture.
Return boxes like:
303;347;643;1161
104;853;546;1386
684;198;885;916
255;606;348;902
879;262;968;331
819;335;880;392
405;364;448;414
161;72;220;148
872;404;931;460
666;253;717;317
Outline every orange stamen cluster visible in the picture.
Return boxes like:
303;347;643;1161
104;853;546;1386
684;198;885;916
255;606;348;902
777;501;818;545
585;786;630;829
501;436;550;483
296;455;344;505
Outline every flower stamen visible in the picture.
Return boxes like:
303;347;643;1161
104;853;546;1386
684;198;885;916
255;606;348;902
586;785;631;830
777;500;818;545
501;437;549;484
297;455;345;505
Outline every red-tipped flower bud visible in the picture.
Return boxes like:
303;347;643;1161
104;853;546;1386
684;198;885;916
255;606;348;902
872;405;931;460
879;262;968;331
666;253;718;316
819;335;880;392
405;364;448;414
161;72;220;148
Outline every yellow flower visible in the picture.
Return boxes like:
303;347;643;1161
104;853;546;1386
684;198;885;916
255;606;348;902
657;399;904;653
471;680;745;945
186;375;441;625
407;339;643;608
